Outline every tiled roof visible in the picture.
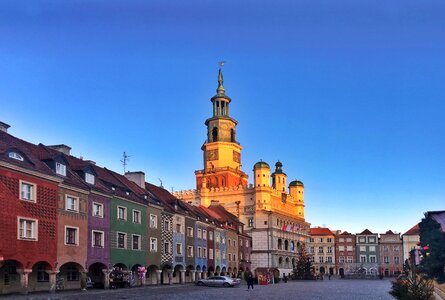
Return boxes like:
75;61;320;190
309;227;333;236
403;224;420;235
358;229;374;235
427;211;445;232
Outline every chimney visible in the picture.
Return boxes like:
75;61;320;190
47;144;71;155
125;171;145;189
85;160;96;165
0;122;11;133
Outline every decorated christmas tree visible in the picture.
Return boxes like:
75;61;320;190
292;242;313;280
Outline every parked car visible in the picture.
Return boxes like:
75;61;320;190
196;276;241;287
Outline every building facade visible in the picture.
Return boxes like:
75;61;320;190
174;68;310;277
308;228;336;275
379;230;402;277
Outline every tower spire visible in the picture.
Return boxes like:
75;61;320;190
217;61;225;95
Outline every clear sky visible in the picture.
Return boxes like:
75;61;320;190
1;1;444;235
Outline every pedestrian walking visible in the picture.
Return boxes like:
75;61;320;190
247;274;254;290
328;274;331;280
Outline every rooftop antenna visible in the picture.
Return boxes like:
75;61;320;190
120;151;131;174
158;178;164;189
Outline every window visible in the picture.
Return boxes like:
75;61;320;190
20;181;36;202
198;247;202;258
164;220;170;231
327;238;333;243
65;195;78;212
92;202;103;217
239;239;243;247
309;238;314;243
117;232;126;249
319;256;324;263
339;256;345;263
209;249;214;260
187;227;193;237
327;256;332;263
176;243;182;255
228;253;232;261
56;162;66;176
18;218;37;240
216;234;220;243
384;256;389;264
65;227;78;245
164;242;171;254
117;206;127;220
310;247;315;253
339;238;345;243
8;152;24;161
150;238;157;252
318;247;323;253
132;235;141;250
187;246;194;257
383;245;389;252
176;223;182;233
197;228;202;239
359;246;366;252
394;256;400;264
209;231;214;240
339;246;345;251
360;255;367;263
150;214;157;228
319;238;323;242
369;256;377;263
85;173;95;184
233;254;236;261
327;246;332;253
369;237;376;243
347;256;353;263
132;210;141;224
346;245;353;251
203;230;207;240
359;237;365;243
240;252;243;260
394;246;400;252
92;231;104;247
248;218;254;227
222;237;226;244
36;263;49;282
369;246;376;252
203;247;207;258
222;251;226;260
66;266;79;281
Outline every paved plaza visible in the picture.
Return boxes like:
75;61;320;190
3;278;395;300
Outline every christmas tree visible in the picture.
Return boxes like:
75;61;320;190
292;242;314;280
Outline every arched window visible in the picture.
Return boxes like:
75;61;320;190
284;240;289;251
212;127;218;142
230;129;236;142
278;239;282;250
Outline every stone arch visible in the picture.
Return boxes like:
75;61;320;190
145;264;159;285
88;262;107;289
278;257;283;267
277;238;283;250
0;260;23;294
285;257;290;268
173;264;184;284
221;266;227;276
58;262;85;290
185;265;194;283
160;263;172;285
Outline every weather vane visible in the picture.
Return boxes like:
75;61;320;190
219;60;225;68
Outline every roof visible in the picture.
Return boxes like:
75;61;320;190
253;160;270;169
358;229;374;235
309;227;333;236
403;224;420;236
289;180;304;187
426;210;445;232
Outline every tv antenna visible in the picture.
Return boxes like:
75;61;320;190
158;178;164;189
120;151;132;174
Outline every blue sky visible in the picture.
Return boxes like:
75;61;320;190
1;0;444;234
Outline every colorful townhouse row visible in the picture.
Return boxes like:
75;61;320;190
0;122;252;295
308;225;420;277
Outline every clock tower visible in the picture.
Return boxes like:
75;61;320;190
195;66;248;189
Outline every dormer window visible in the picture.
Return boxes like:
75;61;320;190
9;152;24;161
85;173;95;184
56;162;66;176
126;191;130;196
111;186;116;191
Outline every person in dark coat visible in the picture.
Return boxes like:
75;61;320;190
247;274;254;290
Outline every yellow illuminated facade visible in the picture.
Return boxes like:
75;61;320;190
174;67;310;276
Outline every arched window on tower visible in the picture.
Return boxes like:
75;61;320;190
230;129;236;142
212;127;218;142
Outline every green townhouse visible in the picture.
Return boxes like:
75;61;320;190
94;167;148;275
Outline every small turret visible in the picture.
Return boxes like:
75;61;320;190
253;160;270;188
271;160;287;192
